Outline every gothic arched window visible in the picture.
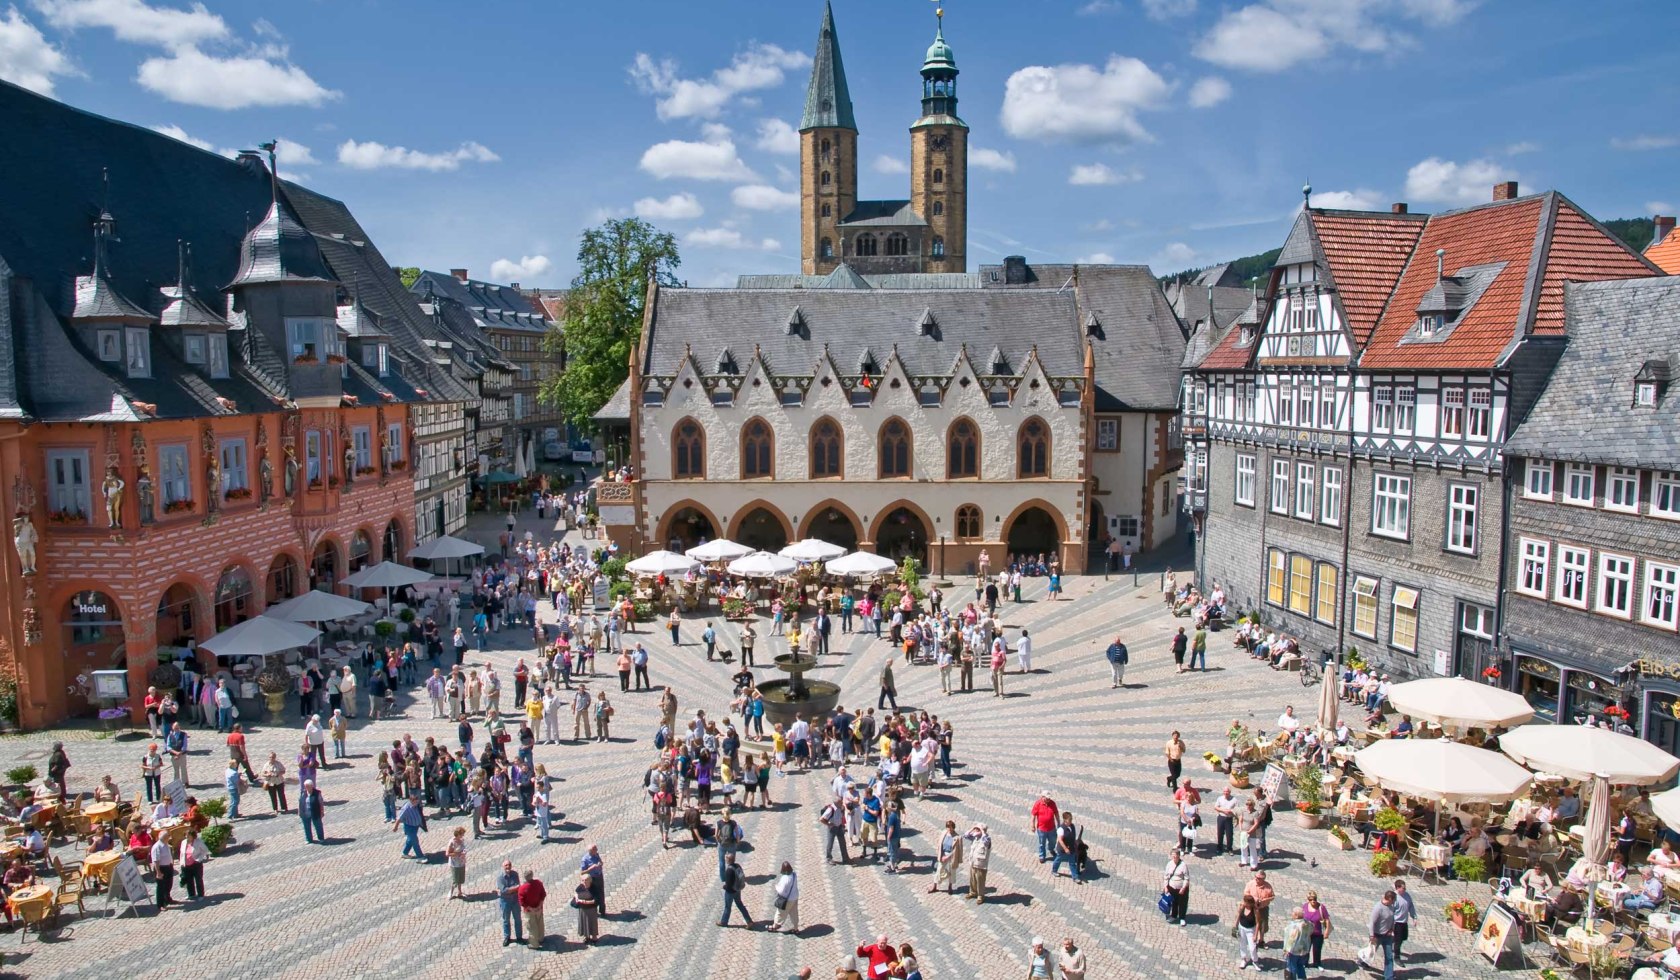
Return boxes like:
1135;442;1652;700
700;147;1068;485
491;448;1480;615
1017;417;1049;478
741;419;773;479
673;418;705;479
885;233;909;257
879;418;912;478
947;418;979;478
821;171;831;186
856;234;879;257
821;203;831;218
955;504;981;540
810;417;843;479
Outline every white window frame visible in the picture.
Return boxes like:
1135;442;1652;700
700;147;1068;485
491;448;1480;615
305;431;322;483
183;332;207;364
1655;472;1680;520
1524;459;1554;500
1468;388;1492;440
125;327;150;378
285;316;326;360
1596;553;1634;620
1440;386;1465;438
1563;464;1595;507
1270;459;1289;515
1294;462;1316;520
1635;382;1657;407
1352;576;1379;639
208;333;229;379
1372;385;1394;432
1276;380;1294;426
1606;467;1640;513
1390;585;1420;653
96;329;121;363
386;423;405;463
1446;482;1478;555
1517;537;1550;597
1394;387;1416;435
1557;546;1590;609
352;426;372;471
1320;466;1343;526
218;438;248;493
158;443;191;506
1644;562;1680;631
45;448;92;522
1095;418;1119;451
1234;453;1256;508
1298;382;1315;429
1319;383;1336;431
1372;472;1412;540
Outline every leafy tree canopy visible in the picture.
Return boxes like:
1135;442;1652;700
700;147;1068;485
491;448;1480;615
396;267;420;288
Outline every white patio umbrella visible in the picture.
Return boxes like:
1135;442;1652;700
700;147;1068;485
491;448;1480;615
686;539;755;562
1650;787;1680;832
1354;740;1533;806
201;616;320;660
728;551;799;579
514;440;529;478
408;534;487;580
825;551;899;578
342;561;435;616
779;538;846;563
1384;676;1535;733
625;550;701;576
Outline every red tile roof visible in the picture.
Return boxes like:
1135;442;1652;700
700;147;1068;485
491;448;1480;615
1648;230;1680;275
1197;303;1261;370
1361;195;1657;369
1313;211;1427;346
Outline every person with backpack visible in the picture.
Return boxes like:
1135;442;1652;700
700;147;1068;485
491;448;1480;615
1052;811;1084;883
718;852;753;928
702;622;717;661
1255;789;1274;859
716;806;744;876
396;791;429;860
1106;635;1130;688
821;796;850;864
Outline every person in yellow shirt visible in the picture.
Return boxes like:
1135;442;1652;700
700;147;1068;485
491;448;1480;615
788;622;802;657
772;726;788;773
526;694;544;729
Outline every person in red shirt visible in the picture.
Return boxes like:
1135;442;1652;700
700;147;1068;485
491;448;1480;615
517;869;547;949
225;724;259;782
855;935;897;978
1174;780;1202;806
1031;793;1060;863
144;686;162;737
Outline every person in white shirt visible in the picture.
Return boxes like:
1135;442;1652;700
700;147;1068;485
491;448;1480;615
1213;788;1239;855
830;768;852;802
909;744;934;797
150;834;176;906
1277;706;1301;733
1016;630;1033;674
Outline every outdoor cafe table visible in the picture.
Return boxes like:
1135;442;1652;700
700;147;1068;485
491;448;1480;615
1418;842;1452;869
83;849;121;889
1567;926;1611;951
1508;894;1548;920
0;841;23;863
1650;912;1680;939
5;884;50;913
84;801;118;824
1601;882;1632;907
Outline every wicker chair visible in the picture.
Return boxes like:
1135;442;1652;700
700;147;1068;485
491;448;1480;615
53;878;84;919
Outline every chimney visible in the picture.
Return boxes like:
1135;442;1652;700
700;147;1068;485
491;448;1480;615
1655;216;1676;246
1436;248;1446;280
510;282;520;293
450;268;468;282
1003;255;1028;285
234;149;267;177
1391;203;1408;214
1492;181;1519;202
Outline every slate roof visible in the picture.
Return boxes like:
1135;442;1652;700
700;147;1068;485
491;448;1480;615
1504;276;1680;470
840;201;926;227
1170;283;1250;335
800;1;856;132
227;199;333;288
411;270;551;333
1648;230;1680;275
736;270;980;290
594;378;631;423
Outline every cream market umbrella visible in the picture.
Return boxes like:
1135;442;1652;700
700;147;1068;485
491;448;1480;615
1649;787;1680;832
686;539;755;562
201;616;320;660
409;534;486;580
1499;726;1680;786
625;550;701;576
1315;662;1339;736
342;561;435;616
825;551;899;578
779;538;846;563
1580;774;1614;866
1354;740;1532;806
264;590;372;660
728;551;798;579
1384;676;1535;733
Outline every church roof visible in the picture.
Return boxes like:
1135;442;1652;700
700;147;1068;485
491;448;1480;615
800;1;856;132
839;200;926;227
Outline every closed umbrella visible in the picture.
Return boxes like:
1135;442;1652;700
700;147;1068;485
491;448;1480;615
1581;775;1614;865
825;551;899;578
1353;740;1532;806
625;550;701;576
1315;663;1339;736
201;616;320;660
686;539;754;562
779;538;846;563
728;551;798;579
1384;676;1535;733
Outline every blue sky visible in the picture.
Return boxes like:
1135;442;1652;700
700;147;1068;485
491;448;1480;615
4;0;1676;288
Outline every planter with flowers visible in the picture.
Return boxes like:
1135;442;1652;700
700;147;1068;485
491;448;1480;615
388;459;407;472
325;353;346;365
356;465;377;476
1482;665;1502;684
1203;751;1224;771
1604;705;1631;724
1444;898;1481;930
1327;825;1354;850
1370;848;1399;877
163;499;195;515
292;354;319;366
1292;762;1325;828
224;487;253;502
48;508;87;525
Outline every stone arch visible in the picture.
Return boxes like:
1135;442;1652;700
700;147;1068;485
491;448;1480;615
867;499;936;567
267;550;305;603
148;575;212;646
213;561;263;630
349;525;376;572
656;499;724;554
729;500;793;553
1002;499;1068;557
311;534;343;591
798;498;863;552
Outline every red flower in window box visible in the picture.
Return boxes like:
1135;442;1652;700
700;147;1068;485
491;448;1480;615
1604;705;1631;721
388;459;407;472
1482;666;1501;680
163;499;195;515
223;487;253;501
48;509;87;525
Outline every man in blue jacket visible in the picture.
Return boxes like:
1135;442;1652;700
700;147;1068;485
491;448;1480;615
1106;635;1130;688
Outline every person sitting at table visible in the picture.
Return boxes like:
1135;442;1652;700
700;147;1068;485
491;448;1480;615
1441;816;1467;851
1392;716;1414;739
1606;855;1629;885
1462;823;1496;862
87;823;117;854
150;797;176;825
1553;787;1581;825
1652;839;1680;870
2;857;35;888
1520;862;1554;900
1545;884;1584;927
1363;704;1386;729
127;825;153;865
93;774;122;803
1623;867;1664;912
14;828;44;859
15;800;43;826
183;796;207;832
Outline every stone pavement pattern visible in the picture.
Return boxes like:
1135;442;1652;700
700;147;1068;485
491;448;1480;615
1;514;1506;979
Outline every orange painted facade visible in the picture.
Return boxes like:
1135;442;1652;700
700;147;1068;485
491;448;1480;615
0;405;414;729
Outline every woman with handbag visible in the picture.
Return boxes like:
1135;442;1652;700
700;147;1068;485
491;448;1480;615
769;862;800;934
573;871;600;943
1162;847;1190;926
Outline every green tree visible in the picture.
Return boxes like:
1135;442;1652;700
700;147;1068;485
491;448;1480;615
541;218;682;426
396;267;421;288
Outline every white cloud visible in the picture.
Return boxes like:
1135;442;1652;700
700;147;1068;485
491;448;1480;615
873;154;908;174
639;133;756;181
32;0;227;46
633;192;704;221
1068;162;1142;186
488;255;552;283
1153;242;1198;268
337;139;498;172
1084;218;1114;232
629;43;808;121
1142;0;1197;18
1077;252;1117;264
1187;75;1231;108
150;125;315;167
1195;0;1473;73
1403;156;1509;205
971;147;1017;173
731;184;799;211
1001;55;1172;144
138;46;338;108
1646;201;1674;216
0;6;71;95
1611;134;1678;152
152;123;214;151
1077;0;1120;14
1311;188;1384;210
754;118;799;155
685;226;778;251
1503;140;1540;155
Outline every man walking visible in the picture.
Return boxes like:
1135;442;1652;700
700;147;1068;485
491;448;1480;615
702;622;717;662
632;644;651;690
815;609;831;657
426;669;447;719
1031;792;1060;862
397;791;428;859
298;779;325;844
878;661;897;712
1015;628;1033;674
739;624;756;668
990;634;1008;698
518;869;547;949
718;852;753;928
1189;623;1208;672
821;796;850;864
1052;811;1083;883
166;722;190;787
1105;635;1129;688
497;860;525;946
1391;878;1415;965
1369;890;1397;980
213;679;234;732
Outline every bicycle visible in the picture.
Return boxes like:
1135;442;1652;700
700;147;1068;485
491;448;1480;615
1300;658;1321;688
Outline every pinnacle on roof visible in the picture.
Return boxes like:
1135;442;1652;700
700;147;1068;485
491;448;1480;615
159;242;230;329
820;263;871;290
71;197;152;322
800;1;857;132
227;198;333;289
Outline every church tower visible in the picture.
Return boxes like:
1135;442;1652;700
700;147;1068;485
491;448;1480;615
799;1;857;275
909;11;967;274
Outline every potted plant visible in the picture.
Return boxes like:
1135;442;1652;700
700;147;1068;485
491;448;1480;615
1203;751;1224;771
1370;848;1399;877
722;597;750;620
163;499;195;515
201;822;234;855
601;557;629;582
1444;897;1480;930
398;608;416;624
1327;824;1354;850
1372;807;1409;853
374;620;397;639
4;764;37;790
1292;763;1325;827
1229;767;1251;790
48;508;87;524
1451;854;1487;888
256;665;290;719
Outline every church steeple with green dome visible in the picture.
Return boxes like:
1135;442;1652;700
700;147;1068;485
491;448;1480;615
918;11;962;123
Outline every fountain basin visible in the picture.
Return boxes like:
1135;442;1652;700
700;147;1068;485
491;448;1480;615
757;678;841;731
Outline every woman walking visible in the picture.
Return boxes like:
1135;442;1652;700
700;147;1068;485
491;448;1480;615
1301;891;1332;969
179;827;208;900
1236;894;1261;970
573;871;600;944
262;752;289;813
446;827;468;898
769;861;800;934
1163;847;1190;927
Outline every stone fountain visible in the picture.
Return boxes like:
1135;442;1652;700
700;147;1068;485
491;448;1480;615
758;651;841;731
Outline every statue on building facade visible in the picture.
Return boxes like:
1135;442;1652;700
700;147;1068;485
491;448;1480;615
135;465;154;525
12;513;37;575
283;446;299;497
101;466;124;528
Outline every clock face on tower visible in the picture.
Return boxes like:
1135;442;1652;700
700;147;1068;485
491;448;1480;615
929;134;950;152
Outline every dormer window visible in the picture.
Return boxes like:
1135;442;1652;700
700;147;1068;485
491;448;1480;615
96;329;121;362
183;332;207;364
1239;326;1256;345
1418;314;1444;338
208;334;229;379
125;327;151;378
286;316;324;361
715;347;739;375
1636;382;1657;406
1634;357;1673;407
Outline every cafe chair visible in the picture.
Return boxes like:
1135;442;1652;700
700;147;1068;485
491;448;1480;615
52;878;83;920
15;897;55;943
49;856;82;888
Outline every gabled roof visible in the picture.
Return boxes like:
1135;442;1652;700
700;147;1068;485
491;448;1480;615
1504;276;1680;470
158;286;230;329
72;270;152;321
839;200;926;227
1307;209;1428;345
594;378;631;423
411;270;551;333
1360;193;1658;369
1648;229;1680;275
800;1;857;132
